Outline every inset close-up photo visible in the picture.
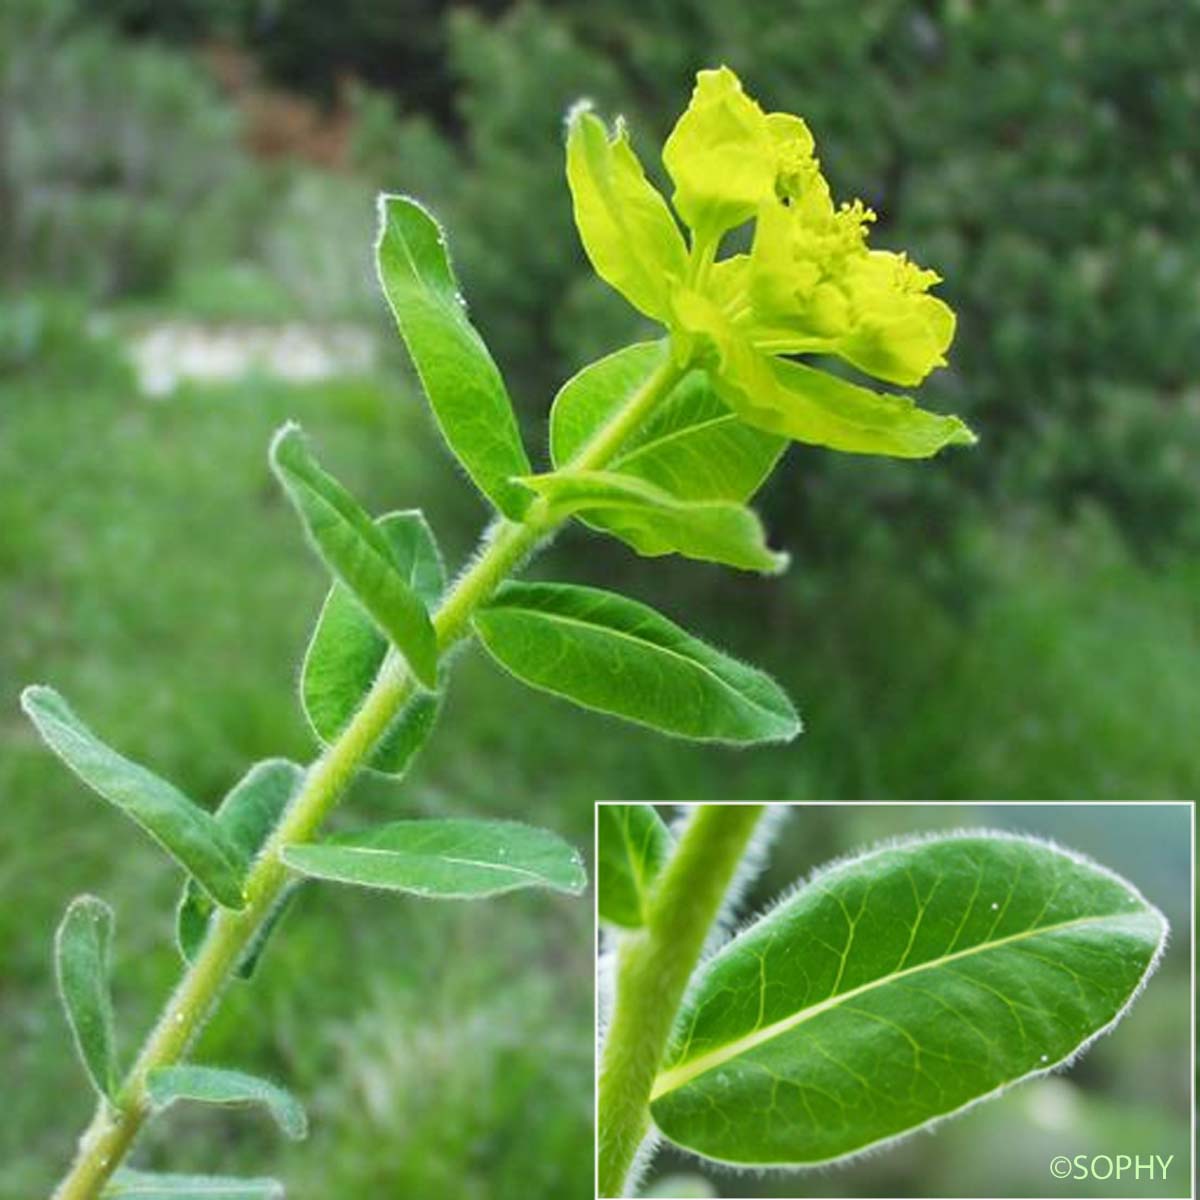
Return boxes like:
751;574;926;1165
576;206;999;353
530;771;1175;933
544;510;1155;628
595;803;1193;1199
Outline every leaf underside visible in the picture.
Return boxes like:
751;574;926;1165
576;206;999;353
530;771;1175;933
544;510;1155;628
146;1064;307;1140
650;833;1167;1166
517;469;786;574
281;818;587;899
473;582;799;744
22;687;246;909
103;1169;283;1199
270;425;438;690
301;511;445;776
597;804;673;928
56;895;118;1099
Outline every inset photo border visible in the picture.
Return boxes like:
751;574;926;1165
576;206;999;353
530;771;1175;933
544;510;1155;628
594;802;1195;1200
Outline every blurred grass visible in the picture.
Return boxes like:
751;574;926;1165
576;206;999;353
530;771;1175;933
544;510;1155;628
1;314;1197;1195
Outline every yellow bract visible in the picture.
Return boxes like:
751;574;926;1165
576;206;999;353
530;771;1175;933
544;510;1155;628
565;106;688;322
661;67;818;241
564;66;975;459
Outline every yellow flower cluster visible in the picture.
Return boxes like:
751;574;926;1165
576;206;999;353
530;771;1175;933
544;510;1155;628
566;67;974;458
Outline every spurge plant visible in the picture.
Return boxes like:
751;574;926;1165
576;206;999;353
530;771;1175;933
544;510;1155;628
29;68;973;1198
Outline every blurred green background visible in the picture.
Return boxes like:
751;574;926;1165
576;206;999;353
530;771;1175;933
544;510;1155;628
636;803;1192;1198
0;0;1196;1196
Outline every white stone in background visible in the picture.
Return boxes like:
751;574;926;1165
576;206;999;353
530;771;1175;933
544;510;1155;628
1024;1077;1080;1131
123;321;377;397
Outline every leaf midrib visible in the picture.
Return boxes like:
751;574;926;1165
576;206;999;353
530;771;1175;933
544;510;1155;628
650;908;1142;1100
387;209;449;313
290;843;549;883
616;411;743;470
539;470;747;517
484;600;779;722
110;1181;276;1198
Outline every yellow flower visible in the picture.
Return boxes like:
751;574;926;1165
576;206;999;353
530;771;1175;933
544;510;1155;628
661;67;817;241
566;67;975;458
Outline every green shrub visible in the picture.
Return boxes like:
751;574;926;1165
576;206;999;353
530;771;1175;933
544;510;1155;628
1;5;244;298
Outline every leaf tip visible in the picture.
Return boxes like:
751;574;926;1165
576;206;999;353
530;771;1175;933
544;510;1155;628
563;96;596;138
768;692;804;744
765;549;791;577
61;892;114;921
561;861;590;897
951;418;979;448
375;191;441;250
268;420;304;470
19;682;57;716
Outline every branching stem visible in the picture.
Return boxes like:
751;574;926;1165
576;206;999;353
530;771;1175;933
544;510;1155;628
597;804;765;1198
52;350;688;1200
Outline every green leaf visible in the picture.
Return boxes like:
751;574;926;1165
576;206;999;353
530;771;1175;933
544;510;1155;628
550;342;785;501
301;511;444;776
375;194;531;517
21;687;246;909
104;1170;283;1199
176;760;304;979
598;805;673;929
146;1065;307;1141
55;895;118;1100
270;425;438;689
564;107;689;322
650;832;1168;1166
282;818;586;899
473;583;799;744
516;469;786;573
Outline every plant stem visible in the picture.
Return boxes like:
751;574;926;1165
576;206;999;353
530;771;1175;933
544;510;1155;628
597;804;765;1198
52;349;688;1200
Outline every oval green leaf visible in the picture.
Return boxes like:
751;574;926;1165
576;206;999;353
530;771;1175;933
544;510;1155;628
517;470;786;574
598;804;673;929
281;818;587;899
473;583;799;744
301;511;444;776
375;194;531;517
104;1171;283;1199
270;424;438;690
146;1065;307;1141
176;760;305;979
22;687;246;909
55;895;118;1100
651;832;1168;1166
550;342;785;501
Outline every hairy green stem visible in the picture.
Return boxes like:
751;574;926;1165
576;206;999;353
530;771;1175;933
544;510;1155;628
53;351;687;1200
597;804;765;1198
